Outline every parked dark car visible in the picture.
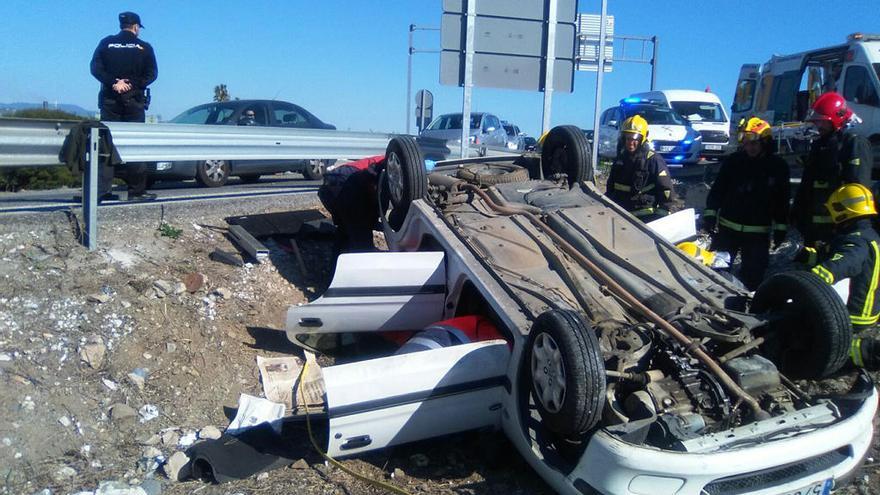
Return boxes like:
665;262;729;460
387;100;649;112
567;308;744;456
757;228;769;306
151;99;336;187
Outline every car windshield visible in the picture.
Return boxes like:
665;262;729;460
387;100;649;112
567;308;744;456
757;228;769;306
670;101;727;123
623;105;687;125
170;103;239;125
427;114;481;130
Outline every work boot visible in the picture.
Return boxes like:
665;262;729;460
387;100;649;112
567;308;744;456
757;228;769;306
127;192;157;202
850;336;880;370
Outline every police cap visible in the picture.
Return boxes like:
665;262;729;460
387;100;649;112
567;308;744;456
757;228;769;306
119;11;144;28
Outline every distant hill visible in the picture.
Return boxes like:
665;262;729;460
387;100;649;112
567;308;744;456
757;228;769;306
0;102;96;117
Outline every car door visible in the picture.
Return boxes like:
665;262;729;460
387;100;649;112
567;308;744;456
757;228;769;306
841;63;880;148
491;115;507;146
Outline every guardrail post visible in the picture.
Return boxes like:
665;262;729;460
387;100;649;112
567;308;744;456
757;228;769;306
82;128;99;250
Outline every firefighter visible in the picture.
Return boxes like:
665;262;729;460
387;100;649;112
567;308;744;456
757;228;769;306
800;183;880;369
792;92;873;246
701;117;790;290
605;115;674;222
89;11;158;201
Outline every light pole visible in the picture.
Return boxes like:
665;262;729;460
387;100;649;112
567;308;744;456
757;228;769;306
590;0;608;171
406;24;440;135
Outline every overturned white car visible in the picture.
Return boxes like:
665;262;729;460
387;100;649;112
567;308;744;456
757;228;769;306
286;127;877;495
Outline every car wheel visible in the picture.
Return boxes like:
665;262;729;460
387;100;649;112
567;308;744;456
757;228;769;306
751;271;851;379
540;125;594;186
527;309;605;437
303;159;327;180
456;163;530;185
238;174;261;184
383;136;427;230
195;160;230;187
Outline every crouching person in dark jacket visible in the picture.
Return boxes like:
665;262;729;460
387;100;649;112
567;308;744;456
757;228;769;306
799;183;880;370
318;155;386;256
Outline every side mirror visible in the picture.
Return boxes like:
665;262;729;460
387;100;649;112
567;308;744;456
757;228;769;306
485;126;496;133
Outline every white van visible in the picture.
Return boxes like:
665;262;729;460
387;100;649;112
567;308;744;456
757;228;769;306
632;89;731;159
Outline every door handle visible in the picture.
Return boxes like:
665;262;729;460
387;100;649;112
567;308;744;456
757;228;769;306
340;435;372;450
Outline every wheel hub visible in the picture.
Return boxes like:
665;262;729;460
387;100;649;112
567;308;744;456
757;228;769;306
204;160;226;181
386;151;404;205
531;332;566;413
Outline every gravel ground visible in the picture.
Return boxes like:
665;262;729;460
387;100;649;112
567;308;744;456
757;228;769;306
0;186;877;495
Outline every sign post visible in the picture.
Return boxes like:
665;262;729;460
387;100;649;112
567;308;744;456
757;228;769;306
415;89;434;132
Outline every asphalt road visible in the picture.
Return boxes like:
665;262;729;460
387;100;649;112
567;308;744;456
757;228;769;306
0;173;321;214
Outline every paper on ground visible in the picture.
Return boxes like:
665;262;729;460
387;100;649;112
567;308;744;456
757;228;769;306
227;393;285;434
256;353;325;413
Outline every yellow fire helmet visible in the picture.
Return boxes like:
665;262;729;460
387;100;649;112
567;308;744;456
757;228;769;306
825;183;878;223
676;241;716;267
737;117;772;143
620;115;649;143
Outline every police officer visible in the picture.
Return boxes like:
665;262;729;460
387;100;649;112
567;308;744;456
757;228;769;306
605;115;674;222
801;183;880;369
792;92;872;246
702;117;790;290
90;11;158;201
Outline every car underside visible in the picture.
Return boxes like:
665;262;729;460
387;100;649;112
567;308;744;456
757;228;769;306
285;127;877;495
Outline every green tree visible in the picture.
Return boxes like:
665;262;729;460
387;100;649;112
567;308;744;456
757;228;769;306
213;84;230;102
0;109;85;191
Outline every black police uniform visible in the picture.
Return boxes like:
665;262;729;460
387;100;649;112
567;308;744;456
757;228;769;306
792;131;873;246
317;158;386;257
606;143;674;222
703;149;790;290
89;14;157;198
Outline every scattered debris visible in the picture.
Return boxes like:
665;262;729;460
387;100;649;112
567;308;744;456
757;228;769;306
163;451;191;482
102;378;119;391
87;293;112;304
127;368;148;391
290;459;309;470
209;248;244;267
94;480;148;495
58;416;72;428
138;404;159;423
110;403;138;424
182;272;206;292
213;287;233;300
177;430;197;448
160;429;179;447
79;335;106;369
198;425;222;440
152;280;175;297
54;465;77;481
226;394;285;434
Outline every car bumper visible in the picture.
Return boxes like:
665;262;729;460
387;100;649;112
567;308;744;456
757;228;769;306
700;143;729;157
566;385;877;495
659;150;701;165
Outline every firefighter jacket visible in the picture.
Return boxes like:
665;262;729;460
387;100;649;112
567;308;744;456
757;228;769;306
807;218;880;328
703;150;790;235
90;30;158;102
606;145;674;217
792;131;873;231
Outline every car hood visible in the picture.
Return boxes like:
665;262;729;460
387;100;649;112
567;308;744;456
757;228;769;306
648;124;688;141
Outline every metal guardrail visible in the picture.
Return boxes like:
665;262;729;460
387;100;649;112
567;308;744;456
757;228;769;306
0;118;509;167
0;118;76;167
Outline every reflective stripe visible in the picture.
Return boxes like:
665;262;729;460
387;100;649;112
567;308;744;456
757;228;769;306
851;338;865;367
640;183;656;193
812;215;833;224
632;207;656;217
718;217;771;233
812;265;835;284
814;181;831;189
773;224;788;231
804;247;818;266
851;158;861;166
851;314;880;326
859;240;880;322
658;170;668;177
703;209;717;217
655;208;669;217
613;183;632;192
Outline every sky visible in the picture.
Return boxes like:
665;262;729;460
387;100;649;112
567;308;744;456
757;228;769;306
0;1;878;137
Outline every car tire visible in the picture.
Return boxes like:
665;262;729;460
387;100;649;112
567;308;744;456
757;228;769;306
238;174;261;184
541;125;594;186
751;271;851;379
384;136;427;230
195;160;230;187
303;159;327;181
527;309;605;437
456;163;530;185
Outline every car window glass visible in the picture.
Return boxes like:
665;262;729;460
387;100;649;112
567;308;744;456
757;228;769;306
470;114;482;129
170;103;239;124
670;101;727;122
844;65;880;107
623;106;686;126
503;124;516;136
273;103;310;127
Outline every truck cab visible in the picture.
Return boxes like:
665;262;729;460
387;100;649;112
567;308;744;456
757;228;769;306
731;33;880;167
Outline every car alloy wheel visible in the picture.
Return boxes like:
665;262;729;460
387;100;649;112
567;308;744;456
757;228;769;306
531;332;567;413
